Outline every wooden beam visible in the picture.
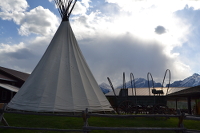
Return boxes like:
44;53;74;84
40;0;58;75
5;110;82;117
83;126;186;131
176;99;178;111
0;126;83;132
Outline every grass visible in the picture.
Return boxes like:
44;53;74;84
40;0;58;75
0;113;200;133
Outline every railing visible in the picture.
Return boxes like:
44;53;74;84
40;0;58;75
1;105;200;133
0;104;83;132
82;108;187;133
82;109;200;133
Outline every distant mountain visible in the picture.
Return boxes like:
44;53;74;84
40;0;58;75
100;73;200;92
117;78;162;88
99;83;111;94
169;73;200;87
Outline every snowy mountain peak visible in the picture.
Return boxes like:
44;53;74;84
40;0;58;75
170;73;200;87
192;73;200;77
99;83;112;89
100;73;200;93
99;83;111;94
116;77;162;88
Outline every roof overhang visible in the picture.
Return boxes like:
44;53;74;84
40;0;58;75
167;85;200;98
0;83;19;92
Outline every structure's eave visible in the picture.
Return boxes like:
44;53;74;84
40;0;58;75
0;66;29;81
0;83;19;92
167;85;200;97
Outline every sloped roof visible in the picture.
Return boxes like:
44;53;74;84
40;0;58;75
167;85;200;97
0;73;17;82
0;66;29;81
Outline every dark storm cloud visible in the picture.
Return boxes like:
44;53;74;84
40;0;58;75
79;33;174;85
0;36;51;73
7;48;35;59
0;47;39;73
155;26;166;35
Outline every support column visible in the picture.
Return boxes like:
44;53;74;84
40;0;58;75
175;99;178;111
187;97;192;114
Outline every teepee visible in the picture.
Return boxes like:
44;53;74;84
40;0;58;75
8;0;113;112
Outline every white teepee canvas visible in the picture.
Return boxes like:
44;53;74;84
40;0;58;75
7;0;113;112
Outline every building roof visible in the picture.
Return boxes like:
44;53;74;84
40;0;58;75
0;73;17;82
105;87;189;96
167;85;200;98
0;66;29;81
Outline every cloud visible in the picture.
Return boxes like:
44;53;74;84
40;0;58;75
0;0;92;73
18;6;59;36
0;35;52;73
172;5;200;75
155;26;166;35
78;32;191;85
0;0;28;12
0;42;25;53
90;2;120;16
0;0;28;22
81;0;91;8
106;0;200;12
0;42;35;61
69;1;194;84
72;1;89;15
7;48;34;59
0;0;197;86
0;2;59;36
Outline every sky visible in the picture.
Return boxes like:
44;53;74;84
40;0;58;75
0;0;200;86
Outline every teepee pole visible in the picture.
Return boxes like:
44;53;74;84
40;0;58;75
68;0;77;17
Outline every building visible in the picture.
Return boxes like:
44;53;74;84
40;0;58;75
105;87;190;113
0;66;29;103
167;85;200;114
